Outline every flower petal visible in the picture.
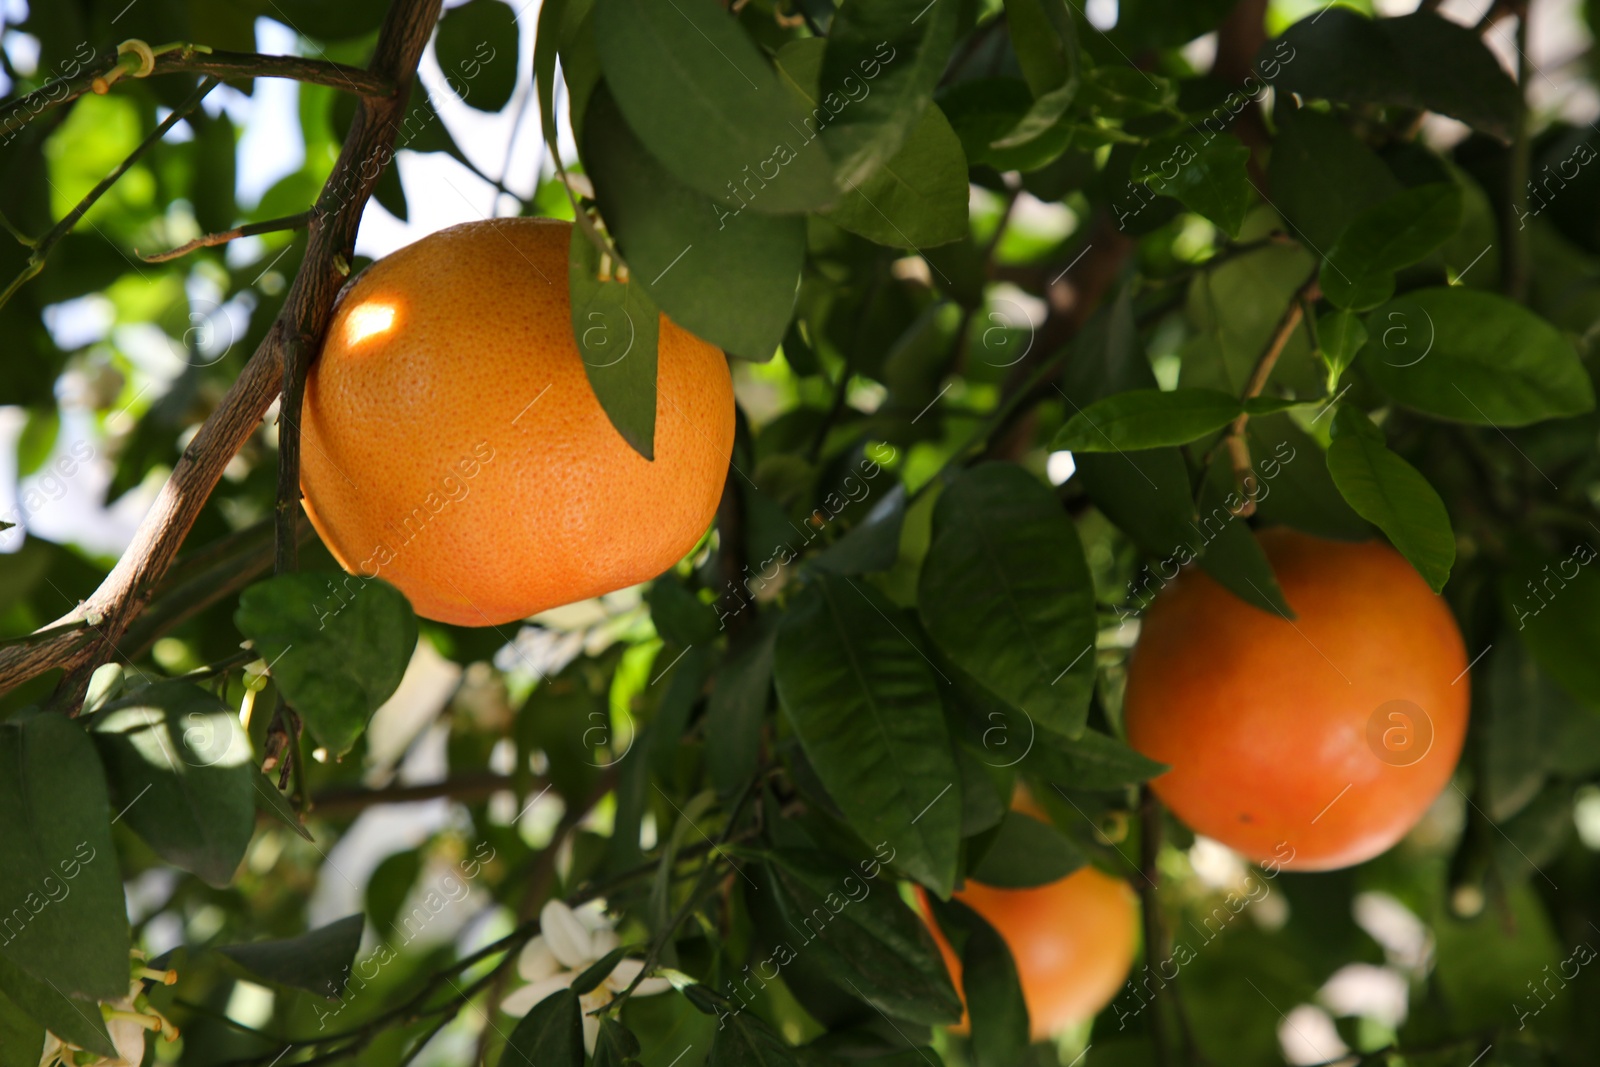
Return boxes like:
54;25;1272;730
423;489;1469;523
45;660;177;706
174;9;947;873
571;898;612;933
541;899;593;969
590;927;619;957
582;1012;600;1056
605;958;644;990
517;936;561;982
633;976;673;997
500;973;574;1016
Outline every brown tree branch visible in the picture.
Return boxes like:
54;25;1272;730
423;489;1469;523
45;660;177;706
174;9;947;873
0;47;393;142
137;210;311;263
0;0;445;702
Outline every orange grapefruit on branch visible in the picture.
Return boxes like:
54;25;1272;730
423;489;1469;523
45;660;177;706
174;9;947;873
299;218;734;626
1124;528;1469;871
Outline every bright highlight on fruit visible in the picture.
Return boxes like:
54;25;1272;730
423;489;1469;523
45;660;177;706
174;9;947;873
1124;528;1470;871
300;218;735;626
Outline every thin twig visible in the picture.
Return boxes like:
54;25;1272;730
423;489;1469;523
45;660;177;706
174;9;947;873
138;210;311;263
1212;271;1319;515
0;47;392;142
0;76;219;310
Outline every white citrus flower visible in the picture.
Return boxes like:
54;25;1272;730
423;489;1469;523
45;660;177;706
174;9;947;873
501;898;670;1052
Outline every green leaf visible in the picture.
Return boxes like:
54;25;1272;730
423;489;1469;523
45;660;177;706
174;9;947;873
1326;407;1454;592
1023;727;1168;791
234;574;418;757
763;849;962;1025
1317;309;1367;386
593;0;838;214
1478;633;1600;822
777;40;968;250
592;1017;642;1067
435;0;518;112
820;0;959;186
918;463;1098;738
90;681;255;888
706;621;777;796
251;768;313;841
216;914;365;998
773;574;961;895
1358;288;1595;427
709;1007;801;1067
968;810;1084;888
1193;486;1296;618
926;899;1028;1067
584;83;803;361
1003;0;1078;98
1054;388;1242;452
569;222;662;459
1131;131;1253;237
1266;9;1521;141
825;103;969;249
0;956;116;1059
1267;107;1400;253
0;712;128;1000
1500;544;1600;713
1073;448;1194;557
503;986;584;1067
1321;183;1463;311
0;989;43;1067
813;482;908;575
646;575;719;648
571;947;629;995
939;78;1073;172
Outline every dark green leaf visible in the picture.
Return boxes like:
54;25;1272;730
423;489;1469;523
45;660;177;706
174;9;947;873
939;78;1073;172
928;899;1028;1067
594;0;838;213
1326;407;1454;592
1132;131;1253;237
234;573;418;756
1265;9;1520;141
824;103;969;249
1195;503;1295;618
1267;107;1400;253
435;0;518;112
0;712;128;1000
1500;543;1600;713
820;0;959;186
0;956;116;1059
813;483;907;575
1024;727;1169;791
706;621;777;796
1321;183;1462;311
251;768;314;841
592;1016;642;1067
1073;448;1195;557
366;849;423;944
1358;288;1594;427
968;810;1084;888
569;222;662;459
0;988;44;1067
763;849;962;1025
1054;388;1242;452
571;947;629;995
709;1007;801;1067
777;40;968;250
647;575;719;648
918;463;1097;738
216;914;365;998
773;574;961;895
503;986;584;1067
91;681;255;888
584;83;802;361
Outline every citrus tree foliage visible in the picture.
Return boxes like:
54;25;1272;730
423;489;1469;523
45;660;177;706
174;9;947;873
2;0;1600;1065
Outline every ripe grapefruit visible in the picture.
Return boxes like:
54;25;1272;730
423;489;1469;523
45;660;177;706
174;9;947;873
1124;527;1469;870
920;863;1139;1040
300;218;734;626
